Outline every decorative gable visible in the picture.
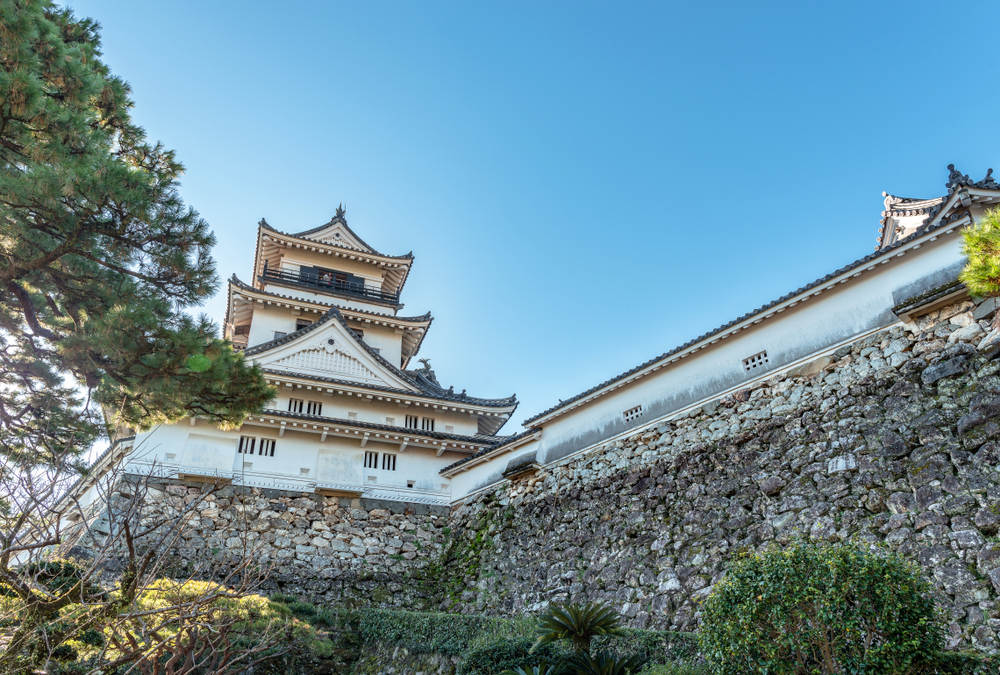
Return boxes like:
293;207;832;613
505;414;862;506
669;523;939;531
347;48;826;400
295;208;374;253
270;340;379;381
246;309;419;391
311;223;370;252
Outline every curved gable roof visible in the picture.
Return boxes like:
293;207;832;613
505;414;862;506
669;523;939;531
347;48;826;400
244;305;517;409
259;217;414;261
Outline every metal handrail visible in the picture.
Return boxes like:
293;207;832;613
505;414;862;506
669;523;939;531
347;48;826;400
260;263;399;304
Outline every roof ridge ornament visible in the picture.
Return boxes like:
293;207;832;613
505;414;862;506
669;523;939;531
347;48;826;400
333;203;346;222
977;168;997;190
882;191;902;210
946;163;972;193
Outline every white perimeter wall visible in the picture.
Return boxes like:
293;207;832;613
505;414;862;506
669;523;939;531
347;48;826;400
122;420;464;499
452;230;968;500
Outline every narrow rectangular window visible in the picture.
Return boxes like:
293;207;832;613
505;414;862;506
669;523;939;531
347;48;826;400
234;324;251;336
364;451;378;468
259;439;276;457
743;350;769;372
407;480;415;488
386;416;395;426
382;454;396;471
445;425;454;432
288;398;304;413
348;411;358;421
238;436;256;455
405;415;419;429
295;318;312;331
421;417;435;431
273;331;287;341
306;400;322;416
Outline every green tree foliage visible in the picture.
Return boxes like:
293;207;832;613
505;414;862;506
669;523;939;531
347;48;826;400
0;0;273;465
532;602;626;655
961;206;1000;303
698;540;946;675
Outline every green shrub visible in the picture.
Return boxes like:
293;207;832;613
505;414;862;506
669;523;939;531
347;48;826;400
459;636;567;675
286;600;319;618
699;540;945;675
594;629;698;664
638;662;710;675
912;651;1000;675
360;608;509;655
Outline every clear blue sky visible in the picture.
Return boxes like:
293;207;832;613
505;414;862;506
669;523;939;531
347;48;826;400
69;0;1000;430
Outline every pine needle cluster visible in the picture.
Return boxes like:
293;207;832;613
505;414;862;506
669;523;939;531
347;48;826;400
960;205;1000;300
0;0;274;466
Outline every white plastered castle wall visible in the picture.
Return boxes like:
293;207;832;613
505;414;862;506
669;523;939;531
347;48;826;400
533;232;964;467
122;420;459;501
267;388;481;436
449;437;541;498
450;227;969;499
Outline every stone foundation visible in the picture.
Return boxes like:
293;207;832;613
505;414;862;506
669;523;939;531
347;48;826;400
445;301;1000;653
67;298;1000;654
68;479;451;610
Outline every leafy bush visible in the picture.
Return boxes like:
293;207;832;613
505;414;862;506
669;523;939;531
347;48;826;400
460;636;567;675
594;629;698;665
359;608;532;656
638;662;711;675
699;540;945;675
286;600;319;618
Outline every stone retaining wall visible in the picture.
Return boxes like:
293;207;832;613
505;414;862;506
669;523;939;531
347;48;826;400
66;298;1000;655
108;482;451;609
444;300;1000;654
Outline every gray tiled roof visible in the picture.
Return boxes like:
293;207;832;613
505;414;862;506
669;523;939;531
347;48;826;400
230;274;433;323
891;279;966;316
945;164;998;194
522;187;979;426
259;217;414;261
876;164;995;250
244;305;517;408
440;428;540;473
257;408;503;446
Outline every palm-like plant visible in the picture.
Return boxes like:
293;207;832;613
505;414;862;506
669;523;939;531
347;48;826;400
565;651;649;675
531;602;626;655
501;663;560;675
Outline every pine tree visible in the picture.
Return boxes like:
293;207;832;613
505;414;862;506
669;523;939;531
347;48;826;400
0;0;274;466
960;206;1000;332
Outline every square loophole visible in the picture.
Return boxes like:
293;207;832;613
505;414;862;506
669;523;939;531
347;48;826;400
743;350;769;372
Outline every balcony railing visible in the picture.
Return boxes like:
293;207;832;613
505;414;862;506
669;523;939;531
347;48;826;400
260;263;400;304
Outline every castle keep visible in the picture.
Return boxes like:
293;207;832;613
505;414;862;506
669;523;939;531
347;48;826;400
60;166;1000;653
